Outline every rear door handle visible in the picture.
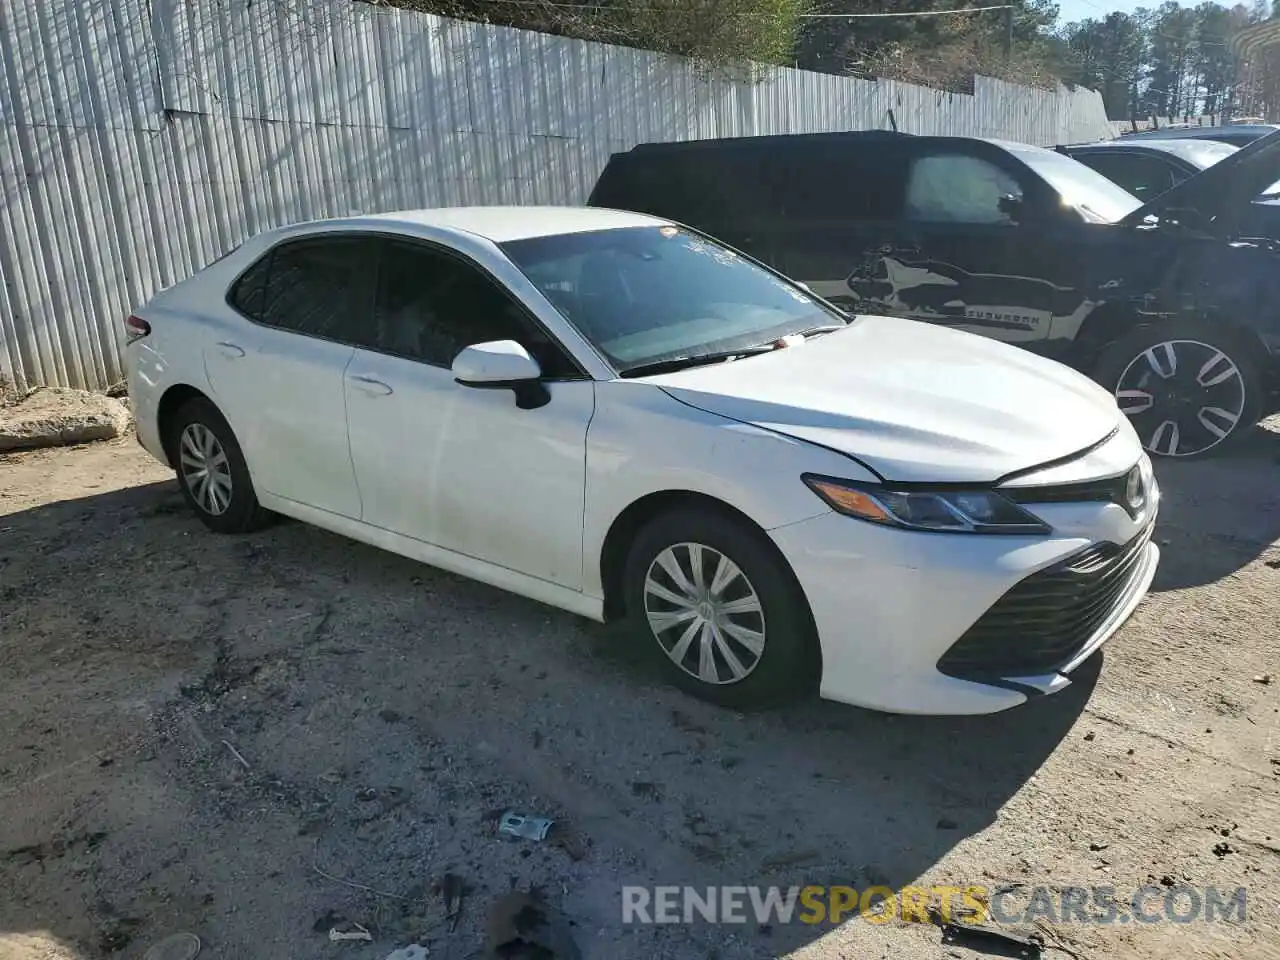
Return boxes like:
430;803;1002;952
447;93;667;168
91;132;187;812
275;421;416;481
348;375;393;396
215;341;246;358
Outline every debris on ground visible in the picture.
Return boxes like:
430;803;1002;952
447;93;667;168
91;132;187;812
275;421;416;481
142;932;202;960
328;920;373;942
936;917;1043;958
486;891;581;959
440;871;467;932
384;946;430;960
498;810;554;842
548;821;588;861
1213;841;1235;858
0;386;132;451
1254;674;1272;685
1088;841;1110;852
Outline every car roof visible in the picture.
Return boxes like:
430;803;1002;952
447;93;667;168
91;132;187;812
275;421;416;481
618;132;1083;161
1065;138;1238;164
623;130;913;154
1120;124;1279;141
292;206;670;243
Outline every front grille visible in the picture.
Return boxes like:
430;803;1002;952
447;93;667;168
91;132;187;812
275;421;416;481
938;524;1154;681
1005;464;1147;520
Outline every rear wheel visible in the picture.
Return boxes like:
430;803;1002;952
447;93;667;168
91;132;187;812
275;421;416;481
1093;323;1263;459
165;398;268;533
622;508;817;709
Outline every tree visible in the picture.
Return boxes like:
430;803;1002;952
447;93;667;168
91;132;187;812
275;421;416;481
1059;12;1146;117
376;0;811;70
796;0;1066;89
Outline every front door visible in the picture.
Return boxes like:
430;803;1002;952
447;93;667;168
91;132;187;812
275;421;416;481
343;239;594;589
850;149;1078;349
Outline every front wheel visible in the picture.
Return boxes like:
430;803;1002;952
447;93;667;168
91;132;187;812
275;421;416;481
622;508;818;709
1093;323;1264;459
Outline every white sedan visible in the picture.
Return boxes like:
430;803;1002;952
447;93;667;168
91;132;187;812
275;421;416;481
127;206;1160;715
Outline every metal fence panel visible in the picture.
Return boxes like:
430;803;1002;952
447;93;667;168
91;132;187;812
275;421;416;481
1;0;1114;391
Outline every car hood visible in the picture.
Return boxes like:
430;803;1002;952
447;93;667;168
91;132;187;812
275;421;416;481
1121;128;1280;229
644;316;1122;484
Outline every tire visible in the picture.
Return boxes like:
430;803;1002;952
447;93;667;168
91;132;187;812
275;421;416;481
622;508;818;709
165;397;269;533
1092;321;1264;459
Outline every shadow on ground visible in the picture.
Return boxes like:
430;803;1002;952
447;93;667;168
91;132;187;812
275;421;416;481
1148;423;1280;591
0;475;1104;960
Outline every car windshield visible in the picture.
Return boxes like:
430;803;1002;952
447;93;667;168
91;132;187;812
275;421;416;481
500;226;844;374
1141;139;1280;197
1009;146;1144;223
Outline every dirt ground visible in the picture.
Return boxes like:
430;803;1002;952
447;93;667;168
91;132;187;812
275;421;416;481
1;427;1278;960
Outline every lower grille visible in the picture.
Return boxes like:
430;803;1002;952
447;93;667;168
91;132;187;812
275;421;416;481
938;525;1154;681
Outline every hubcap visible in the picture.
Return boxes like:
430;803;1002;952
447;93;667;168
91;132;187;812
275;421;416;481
179;423;233;516
643;543;765;686
1114;339;1246;457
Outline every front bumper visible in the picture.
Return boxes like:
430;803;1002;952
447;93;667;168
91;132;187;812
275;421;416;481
769;497;1159;716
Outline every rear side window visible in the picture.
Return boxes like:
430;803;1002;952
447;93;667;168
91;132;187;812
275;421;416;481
251;237;375;341
592;149;778;224
905;153;1023;225
1074;152;1178;200
772;144;906;220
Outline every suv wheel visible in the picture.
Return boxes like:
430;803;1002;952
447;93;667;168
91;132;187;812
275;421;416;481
622;508;817;708
166;398;269;533
1093;323;1263;458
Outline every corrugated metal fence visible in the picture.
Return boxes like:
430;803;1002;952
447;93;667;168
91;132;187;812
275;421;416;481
0;0;1113;391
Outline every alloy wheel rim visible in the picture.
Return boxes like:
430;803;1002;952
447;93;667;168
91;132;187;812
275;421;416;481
1114;339;1246;457
643;542;766;686
179;423;233;516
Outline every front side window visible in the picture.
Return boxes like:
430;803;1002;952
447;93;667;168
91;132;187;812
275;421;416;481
905;154;1023;225
256;237;375;341
373;241;579;377
500;226;844;373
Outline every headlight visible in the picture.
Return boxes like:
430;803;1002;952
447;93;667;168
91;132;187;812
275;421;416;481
802;475;1051;534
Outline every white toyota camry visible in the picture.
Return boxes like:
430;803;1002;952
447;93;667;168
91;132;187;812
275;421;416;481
127;206;1160;715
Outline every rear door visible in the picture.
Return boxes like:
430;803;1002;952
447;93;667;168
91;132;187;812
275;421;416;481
205;236;370;518
762;139;908;310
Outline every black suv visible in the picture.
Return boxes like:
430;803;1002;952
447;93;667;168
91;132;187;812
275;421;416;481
588;130;1280;458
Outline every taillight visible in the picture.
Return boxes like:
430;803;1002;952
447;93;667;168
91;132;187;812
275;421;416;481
125;315;150;343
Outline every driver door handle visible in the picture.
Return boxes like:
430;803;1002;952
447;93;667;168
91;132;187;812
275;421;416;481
348;375;393;397
215;341;246;358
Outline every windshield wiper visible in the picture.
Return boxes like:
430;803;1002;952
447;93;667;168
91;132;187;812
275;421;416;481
620;344;777;378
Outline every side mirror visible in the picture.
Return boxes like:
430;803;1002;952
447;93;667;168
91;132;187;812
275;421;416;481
997;194;1026;223
452;340;550;410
